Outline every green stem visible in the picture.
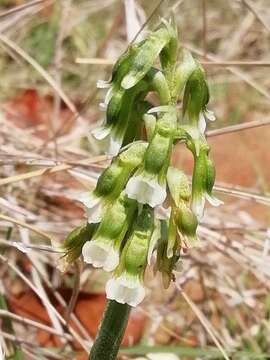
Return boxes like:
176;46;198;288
89;300;131;360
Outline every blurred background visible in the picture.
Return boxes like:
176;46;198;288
0;0;270;359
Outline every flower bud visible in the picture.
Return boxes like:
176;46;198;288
175;50;197;95
167;166;191;206
121;26;172;89
182;65;209;122
106;206;154;306
176;203;198;247
55;223;96;272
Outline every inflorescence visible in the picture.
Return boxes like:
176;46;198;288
58;19;222;307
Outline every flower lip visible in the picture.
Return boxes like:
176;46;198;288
77;192;103;224
125;175;167;208
91;126;122;156
91;126;111;140
82;240;119;272
105;273;145;307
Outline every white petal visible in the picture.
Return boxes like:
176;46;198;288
205;193;224;207
126;175;167;208
198;112;206;134
204;109;216;122
108;134;122;156
82;240;119;272
91;126;110;140
99;102;107;111
96;79;111;89
106;275;145;307
104;87;113;105
192;196;205;220
147;105;175;114
78;192;103;223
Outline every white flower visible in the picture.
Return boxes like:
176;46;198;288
106;272;145;307
125;174;166;208
192;192;223;220
198;108;216;134
91;126;122;156
82;240;119;272
78;192;103;224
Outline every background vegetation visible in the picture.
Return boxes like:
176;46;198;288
0;0;270;359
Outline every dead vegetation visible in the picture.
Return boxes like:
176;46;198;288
0;0;270;359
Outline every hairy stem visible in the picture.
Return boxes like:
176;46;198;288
89;300;131;360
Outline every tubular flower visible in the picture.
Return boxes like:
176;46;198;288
155;220;180;289
82;193;136;272
106;206;154;306
78;141;147;223
191;143;223;219
181;63;216;155
126;111;177;207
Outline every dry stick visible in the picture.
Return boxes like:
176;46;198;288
207;118;270;137
0;310;73;341
50;0;72;157
0;33;79;117
0;332;65;360
202;0;207;58
130;0;166;44
0;214;52;241
0;155;107;186
175;284;230;360
0;253;89;352
240;0;270;32
184;43;270;100
65;261;81;323
0;239;60;253
0;0;52;18
0;219;92;342
213;184;270;206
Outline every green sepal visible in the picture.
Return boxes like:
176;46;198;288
167;166;191;206
175;50;197;96
176;202;198;240
93;193;137;250
115;205;154;280
182;64;209;122
121;27;171;89
62;223;97;265
143;111;177;183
